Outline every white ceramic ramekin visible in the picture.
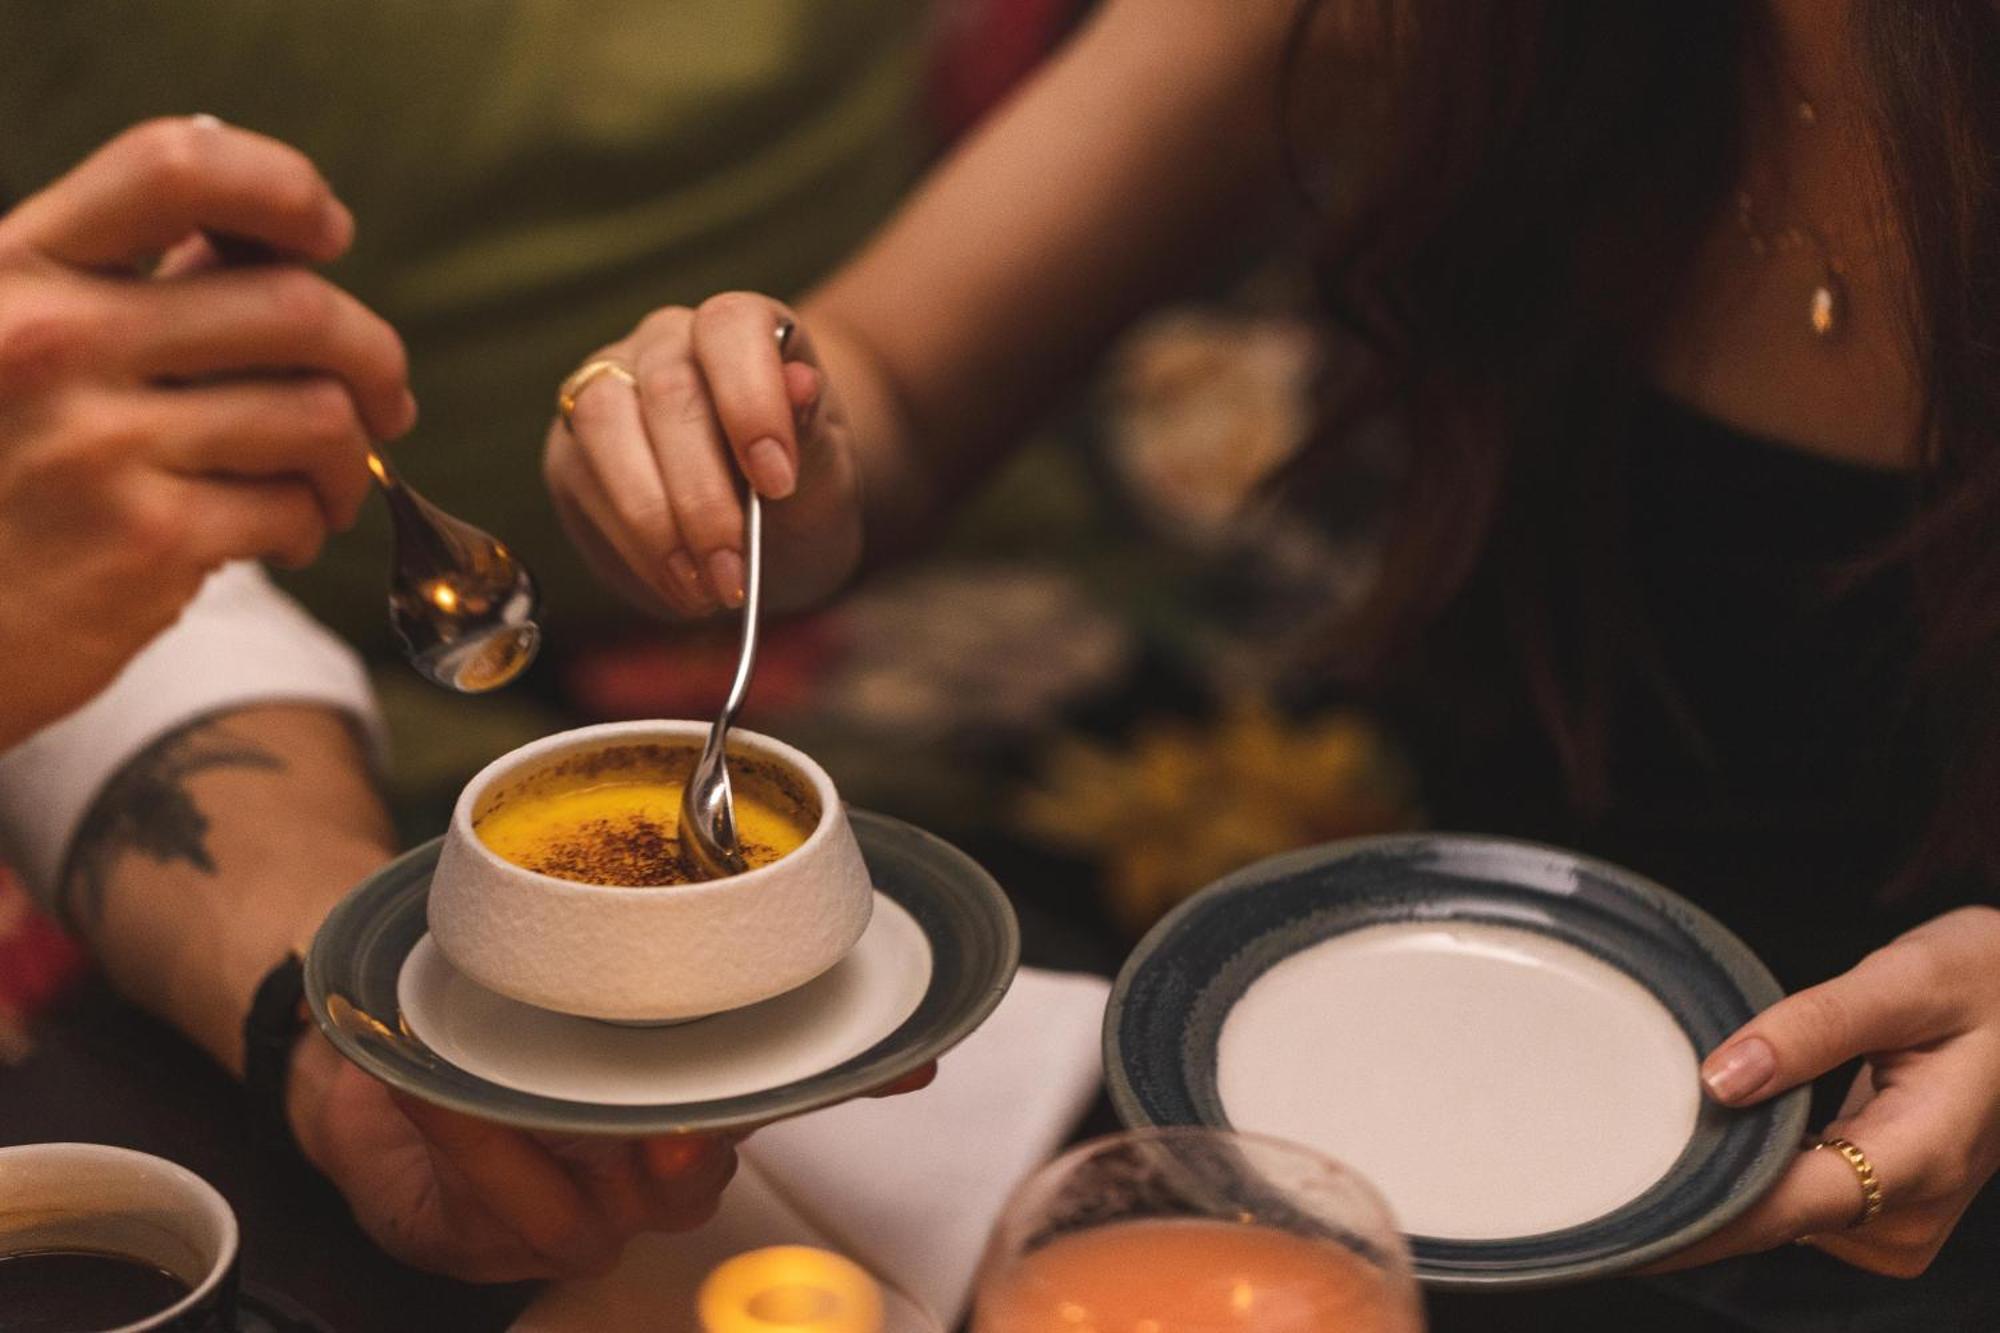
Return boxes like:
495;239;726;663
429;720;873;1023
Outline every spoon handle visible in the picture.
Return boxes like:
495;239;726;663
718;493;762;734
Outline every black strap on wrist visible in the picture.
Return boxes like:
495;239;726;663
243;952;309;1160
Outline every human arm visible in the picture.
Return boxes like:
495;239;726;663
1652;905;2000;1276
0;116;414;748
544;0;1306;615
52;697;745;1281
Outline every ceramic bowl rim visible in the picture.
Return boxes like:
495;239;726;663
446;719;839;899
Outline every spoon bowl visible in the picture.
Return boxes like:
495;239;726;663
378;455;542;693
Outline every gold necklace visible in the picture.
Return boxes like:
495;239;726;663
1735;89;1847;340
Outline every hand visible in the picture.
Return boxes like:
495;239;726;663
1654;906;2000;1277
0;116;414;746
543;293;861;618
288;1028;939;1282
287;1029;738;1281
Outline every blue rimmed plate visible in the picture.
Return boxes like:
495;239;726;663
1105;832;1808;1290
307;810;1018;1135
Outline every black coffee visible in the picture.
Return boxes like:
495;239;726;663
0;1248;192;1331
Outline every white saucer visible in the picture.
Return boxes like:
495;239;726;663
398;892;932;1106
306;814;1019;1135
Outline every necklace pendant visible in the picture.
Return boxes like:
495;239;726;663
1810;272;1844;339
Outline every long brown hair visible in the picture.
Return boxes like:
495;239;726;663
1286;0;2000;893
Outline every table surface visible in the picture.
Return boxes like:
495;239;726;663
0;977;535;1333
0;881;1124;1333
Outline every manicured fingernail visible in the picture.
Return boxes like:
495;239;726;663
1702;1037;1776;1104
743;437;796;499
707;549;746;608
664;548;712;608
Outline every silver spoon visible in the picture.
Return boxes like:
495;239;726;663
207;235;542;693
375;449;542;694
679;319;790;878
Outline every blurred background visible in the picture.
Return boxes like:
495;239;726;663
0;0;1416;1036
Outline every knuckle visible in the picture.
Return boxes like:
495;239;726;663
638;359;702;409
695;290;766;326
295;379;361;445
115;487;189;563
1787;985;1853;1050
126;119;212;203
0;299;91;395
674;494;741;555
262;267;337;333
635;305;694;342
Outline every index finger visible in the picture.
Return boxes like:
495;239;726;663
689;293;806;500
0;116;351;270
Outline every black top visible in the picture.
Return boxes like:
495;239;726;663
1391;391;1947;991
1385;393;1999;1331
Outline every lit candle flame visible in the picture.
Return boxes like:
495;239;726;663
697;1247;883;1333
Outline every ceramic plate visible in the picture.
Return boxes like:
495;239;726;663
307;810;1018;1134
1104;833;1809;1290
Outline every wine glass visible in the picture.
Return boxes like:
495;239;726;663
973;1128;1423;1333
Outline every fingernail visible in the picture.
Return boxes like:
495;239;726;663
707;549;746;608
667;551;711;608
1702;1036;1776;1104
743;437;796;500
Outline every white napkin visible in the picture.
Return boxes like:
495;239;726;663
513;965;1112;1332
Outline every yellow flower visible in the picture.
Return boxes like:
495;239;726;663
1019;701;1419;934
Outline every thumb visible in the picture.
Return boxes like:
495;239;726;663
1701;946;1951;1107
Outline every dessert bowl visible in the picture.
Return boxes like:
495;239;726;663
429;720;872;1023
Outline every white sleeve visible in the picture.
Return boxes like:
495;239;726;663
0;562;384;910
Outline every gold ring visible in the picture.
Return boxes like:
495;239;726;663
557;358;637;429
1815;1137;1885;1227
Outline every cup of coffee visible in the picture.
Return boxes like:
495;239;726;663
0;1142;238;1331
429;720;874;1023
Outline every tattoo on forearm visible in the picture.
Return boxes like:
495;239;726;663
58;714;285;932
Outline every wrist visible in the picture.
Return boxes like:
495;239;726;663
241;952;311;1161
284;1026;340;1170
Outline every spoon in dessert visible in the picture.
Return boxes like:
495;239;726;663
679;318;791;879
206;235;542;693
678;489;763;879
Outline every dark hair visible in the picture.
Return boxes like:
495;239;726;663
1285;0;2000;893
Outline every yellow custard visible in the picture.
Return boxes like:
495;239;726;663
475;744;814;886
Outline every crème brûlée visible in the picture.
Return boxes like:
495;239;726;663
473;743;814;886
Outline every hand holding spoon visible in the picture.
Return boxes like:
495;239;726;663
206;234;541;693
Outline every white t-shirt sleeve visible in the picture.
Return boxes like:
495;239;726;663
0;562;383;910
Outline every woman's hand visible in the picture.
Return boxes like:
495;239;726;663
0;117;413;747
543;294;862;619
1656;906;2000;1277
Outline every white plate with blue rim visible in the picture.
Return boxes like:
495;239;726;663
1105;832;1808;1290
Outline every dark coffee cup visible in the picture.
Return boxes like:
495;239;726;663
0;1142;238;1331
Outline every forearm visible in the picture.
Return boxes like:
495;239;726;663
56;703;396;1076
801;0;1300;559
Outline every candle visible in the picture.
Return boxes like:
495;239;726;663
698;1246;884;1333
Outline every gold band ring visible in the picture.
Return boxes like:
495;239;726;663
557;358;637;430
1815;1137;1885;1228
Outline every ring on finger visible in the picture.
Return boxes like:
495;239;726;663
557;358;638;431
1815;1136;1886;1228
